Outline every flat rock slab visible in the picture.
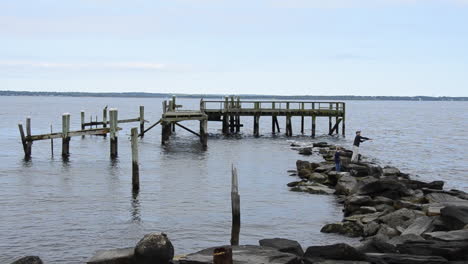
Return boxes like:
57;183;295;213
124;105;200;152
179;245;301;264
365;253;448;264
259;238;304;257
87;247;134;264
401;216;435;236
10;256;43;264
424;230;468;241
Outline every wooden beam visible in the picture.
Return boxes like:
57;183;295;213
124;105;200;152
18;123;29;157
109;109;118;158
131;127;139;192
175;122;201;137
140;120;161;136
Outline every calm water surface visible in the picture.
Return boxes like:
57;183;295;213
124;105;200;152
0;96;467;263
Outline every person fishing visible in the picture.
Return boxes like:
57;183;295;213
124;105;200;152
351;130;371;162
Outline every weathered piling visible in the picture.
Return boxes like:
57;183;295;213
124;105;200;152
50;124;54;156
25;117;33;157
301;102;305;134
272;102;276;134
139;106;145;138
231;165;240;246
328;103;332;135
342;103;346;136
81;111;85;138
109;109;118;158
312;115;316;138
131;127;139;192
161;122;171;145
102;107;107;138
18;123;28;157
200;119;208;149
235;97;240;133
62;113;71;157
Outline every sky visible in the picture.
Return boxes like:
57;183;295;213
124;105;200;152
1;0;468;96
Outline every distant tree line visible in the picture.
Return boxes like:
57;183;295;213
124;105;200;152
0;90;466;101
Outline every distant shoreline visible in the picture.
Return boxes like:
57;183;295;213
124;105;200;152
1;90;467;101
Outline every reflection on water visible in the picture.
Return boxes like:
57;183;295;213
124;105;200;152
1;96;467;263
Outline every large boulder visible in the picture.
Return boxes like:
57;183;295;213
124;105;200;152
303;243;366;263
299;148;313;155
259;238;304;257
382;166;400;176
397;240;468;261
309;172;328;183
296;160;314;171
179;245;300;264
357;237;398;254
425;193;465;203
440;206;468;230
320;222;363;237
358;179;411;200
335;174;358;195
403;180;444;190
365;253;448;264
315;163;336;173
10;257;43;264
379;208;425;229
342;164;370;177
87;248;134;264
134;232;174;264
388;234;425;246
423;230;468;242
401;216;436;236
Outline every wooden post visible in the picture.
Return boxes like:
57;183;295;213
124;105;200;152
109;109;118;158
235;97;240;133
312;115;316;138
102;107;107;138
253;102;260;137
231;165;240;246
62;113;70;157
213;247;233;264
342;103;346;137
272;102;276;134
286;102;292;136
18;123;29;157
131;127;140;192
171;96;176;132
50;124;54;156
139;106;145;138
229;96;234;133
328;103;332;135
200;119;208;149
301;102;305;134
25;117;33;156
222;96;229;135
161;122;171;145
81;110;86;130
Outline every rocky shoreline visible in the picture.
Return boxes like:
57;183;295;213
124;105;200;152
10;142;468;264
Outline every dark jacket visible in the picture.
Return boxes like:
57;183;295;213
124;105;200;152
334;151;341;163
353;135;369;147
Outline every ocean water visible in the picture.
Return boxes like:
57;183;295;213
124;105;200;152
0;96;467;263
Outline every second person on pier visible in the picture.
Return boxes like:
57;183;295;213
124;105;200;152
351;130;371;162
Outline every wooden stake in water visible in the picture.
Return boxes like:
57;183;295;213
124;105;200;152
131;127;140;192
50;124;54;156
109;108;118;158
230;165;240;246
62;113;71;157
139;106;145;138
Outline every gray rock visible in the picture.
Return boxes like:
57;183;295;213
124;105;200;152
426;193;465;203
357;237;397;253
320;222;363;237
87;248;134;264
394;200;423;211
363;221;380;237
401;216;435;236
299;148;313;155
397;240;468;261
309;172;328;183
304;244;366;262
403;180;444;190
382;166;400;176
423;230;468;241
343;164;370;177
290;184;335;195
313;142;329;148
259;238;304;257
134;232;174;264
365;253;448;264
388;234;425;246
179;245;300;264
379;208;425;229
373;196;394;205
296;160;314;171
358;179;411;200
376;225;400;239
315;164;336;173
10;256;43;264
440;206;468;230
335;174;358;195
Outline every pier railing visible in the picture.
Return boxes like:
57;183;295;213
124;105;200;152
201;100;345;112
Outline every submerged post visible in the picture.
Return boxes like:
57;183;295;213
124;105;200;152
131;127;140;192
62;113;71;157
102;107;108;138
80;111;85;134
139;105;145;138
25;117;33;157
200;119;208;149
50;124;54;156
231;165;240;246
109;108;118;158
342;103;346;137
301;102;305;134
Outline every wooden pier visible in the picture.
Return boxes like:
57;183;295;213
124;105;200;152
149;96;346;148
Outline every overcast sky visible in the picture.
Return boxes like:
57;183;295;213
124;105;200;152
1;0;467;96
